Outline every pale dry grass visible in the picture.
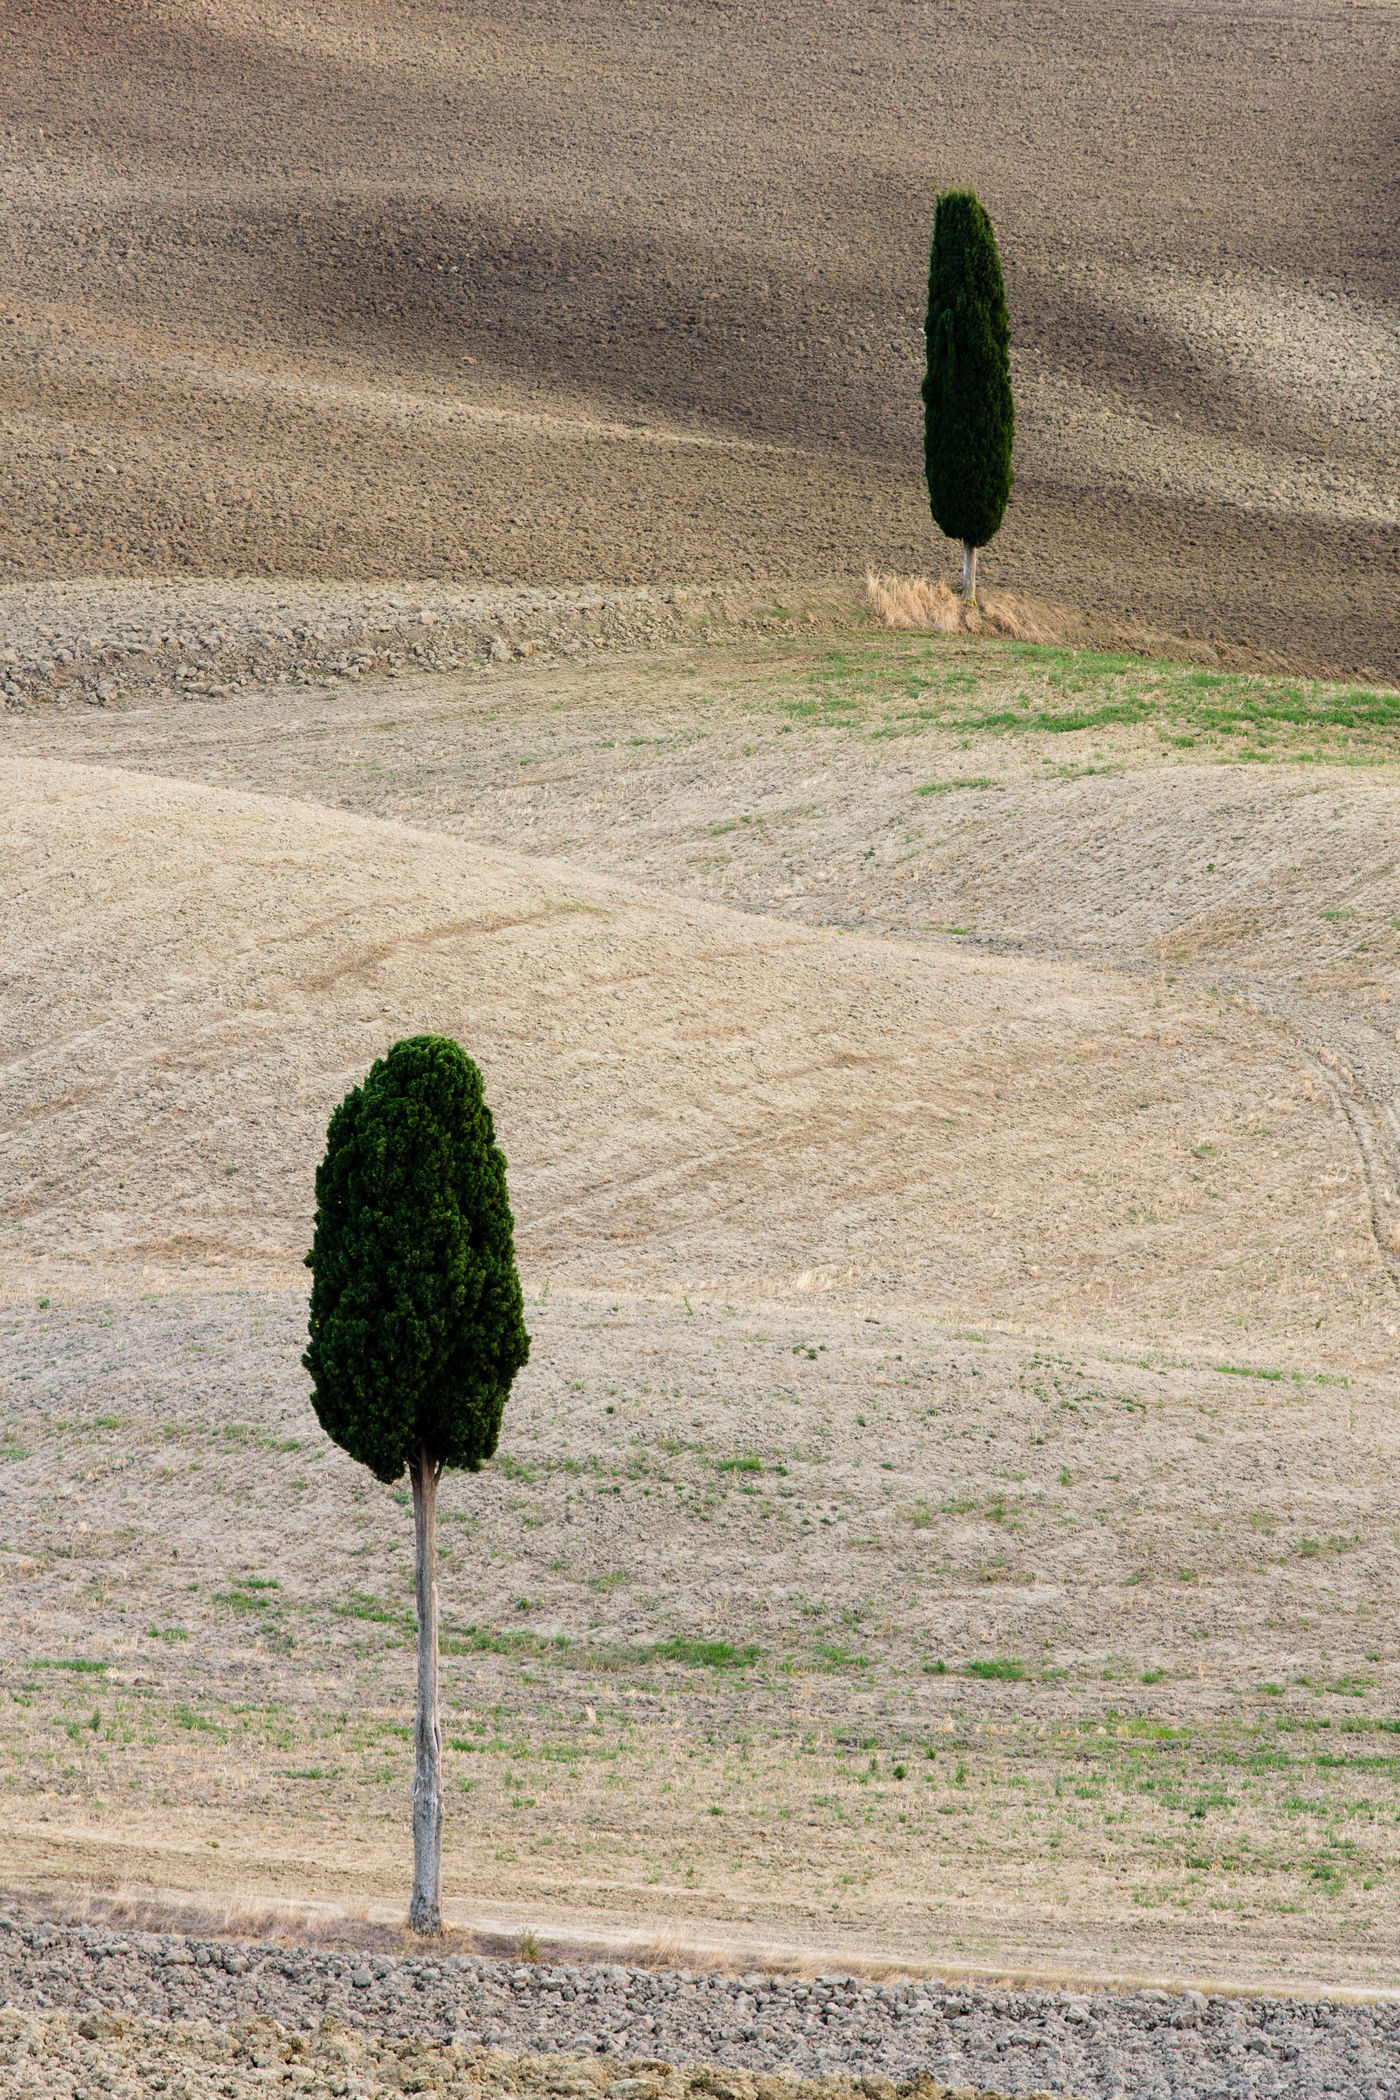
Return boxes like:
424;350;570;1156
865;571;965;633
863;571;1058;643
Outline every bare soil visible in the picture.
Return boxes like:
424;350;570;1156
3;1914;1399;2099
2;0;1398;677
0;2013;1060;2100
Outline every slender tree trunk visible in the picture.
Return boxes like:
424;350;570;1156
409;1445;444;1935
961;540;978;605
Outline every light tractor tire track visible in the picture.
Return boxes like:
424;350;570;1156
1236;1005;1400;1303
1;753;1387;1355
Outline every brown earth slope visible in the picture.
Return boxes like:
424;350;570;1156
1;0;1398;675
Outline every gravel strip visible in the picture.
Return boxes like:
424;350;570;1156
1;1916;1397;2099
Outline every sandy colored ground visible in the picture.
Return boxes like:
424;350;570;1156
2;0;1398;677
6;629;1400;1360
2;629;1400;1991
0;743;1391;1353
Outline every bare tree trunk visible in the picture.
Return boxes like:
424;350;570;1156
961;540;978;605
409;1445;443;1935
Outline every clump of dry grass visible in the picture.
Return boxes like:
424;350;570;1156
865;571;966;633
864;571;1054;643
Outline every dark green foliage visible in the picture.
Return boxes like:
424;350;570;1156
304;1035;529;1484
922;191;1015;548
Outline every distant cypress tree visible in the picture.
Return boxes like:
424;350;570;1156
922;191;1015;604
304;1035;530;1935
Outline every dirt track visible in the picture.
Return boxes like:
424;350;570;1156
2;0;1398;675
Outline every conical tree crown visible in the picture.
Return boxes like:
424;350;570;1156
922;190;1015;549
304;1035;530;1483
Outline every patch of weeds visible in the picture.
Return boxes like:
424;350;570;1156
651;1637;758;1669
812;1644;871;1671
444;1625;570;1659
965;1656;1028;1682
173;1705;224;1736
494;1453;536;1483
339;1591;414;1630
220;1574;282;1615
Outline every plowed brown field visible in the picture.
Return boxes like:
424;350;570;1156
2;0;1398;675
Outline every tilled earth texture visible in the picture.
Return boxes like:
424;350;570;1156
2;1917;1400;2100
2;0;1399;680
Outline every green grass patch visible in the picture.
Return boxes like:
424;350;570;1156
494;1453;537;1483
440;1626;759;1673
339;1591;414;1630
650;1637;758;1669
785;636;1400;761
810;1644;870;1671
965;1656;1029;1681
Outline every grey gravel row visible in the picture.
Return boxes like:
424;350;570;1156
0;577;765;713
1;1915;1397;2100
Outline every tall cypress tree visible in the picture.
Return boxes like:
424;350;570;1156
922;191;1015;604
304;1035;530;1935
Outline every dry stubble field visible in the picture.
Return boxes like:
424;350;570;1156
4;624;1400;1993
